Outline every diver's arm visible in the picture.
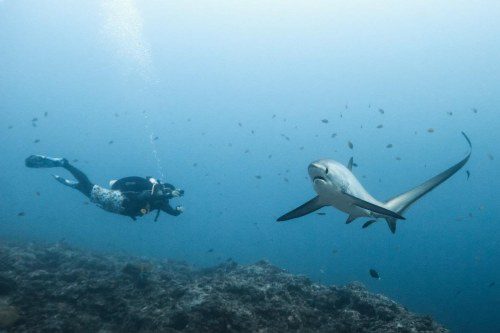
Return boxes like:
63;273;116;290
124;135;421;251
162;202;184;216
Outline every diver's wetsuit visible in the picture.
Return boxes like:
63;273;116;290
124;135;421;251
25;155;183;220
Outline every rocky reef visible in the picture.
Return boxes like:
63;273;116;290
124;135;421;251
0;241;447;332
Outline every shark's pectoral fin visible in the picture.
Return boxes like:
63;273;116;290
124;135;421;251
277;196;326;222
362;219;377;228
347;157;354;171
342;191;406;220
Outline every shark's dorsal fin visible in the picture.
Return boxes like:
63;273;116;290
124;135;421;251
347;157;354;171
109;179;117;187
277;196;326;222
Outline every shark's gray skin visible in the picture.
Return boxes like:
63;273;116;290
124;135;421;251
277;132;472;233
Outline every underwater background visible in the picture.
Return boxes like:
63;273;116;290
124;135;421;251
0;1;499;332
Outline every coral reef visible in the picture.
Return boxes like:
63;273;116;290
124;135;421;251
0;241;447;332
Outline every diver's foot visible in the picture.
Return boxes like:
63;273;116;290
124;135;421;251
52;175;78;188
25;155;67;168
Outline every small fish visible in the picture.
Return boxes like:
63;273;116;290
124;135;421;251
454;289;463;296
7;125;13;129
193;163;198;167
83;201;90;205
427;128;435;133
487;154;494;160
369;269;380;279
268;155;272;159
331;249;338;255
446;112;453;116
244;149;250;153
466;170;470;180
378;108;384;114
32;122;37;127
238;122;242;127
472;108;478;113
395;157;402;161
348;141;354;149
362;220;377;228
352;162;358;167
284;177;289;183
272;114;276;119
44;112;48;117
114;113;120;117
321;119;329;124
299;146;304;150
33;139;40;143
153;136;159;141
255;175;262;179
207;248;214;253
35;191;40;196
376;124;383;129
32;117;38;122
316;212;326;216
72;159;79;163
488;282;495;288
386;144;393;148
251;130;255;134
17;212;25;217
108;140;114;145
331;133;337;138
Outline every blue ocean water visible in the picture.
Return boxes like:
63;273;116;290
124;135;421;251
1;1;499;332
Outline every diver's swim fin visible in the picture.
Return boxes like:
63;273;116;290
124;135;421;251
52;175;78;189
277;196;326;222
342;191;406;220
25;155;65;168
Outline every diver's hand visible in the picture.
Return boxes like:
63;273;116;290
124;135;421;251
171;189;184;197
175;205;184;213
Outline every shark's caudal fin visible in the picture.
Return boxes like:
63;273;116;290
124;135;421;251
383;132;472;233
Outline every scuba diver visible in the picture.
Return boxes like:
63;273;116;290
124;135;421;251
25;155;184;221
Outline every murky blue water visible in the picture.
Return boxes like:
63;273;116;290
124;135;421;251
1;1;499;332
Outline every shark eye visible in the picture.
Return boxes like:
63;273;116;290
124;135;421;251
325;167;329;175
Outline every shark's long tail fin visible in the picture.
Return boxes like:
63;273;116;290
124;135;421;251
383;132;472;233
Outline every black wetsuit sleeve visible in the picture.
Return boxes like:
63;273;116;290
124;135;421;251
162;202;181;216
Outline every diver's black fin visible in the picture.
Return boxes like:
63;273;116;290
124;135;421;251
347;157;354;171
52;175;78;189
277;196;326;222
342;191;406;220
154;209;161;222
362;219;377;229
25;155;65;168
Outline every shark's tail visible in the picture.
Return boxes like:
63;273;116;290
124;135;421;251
383;132;472;233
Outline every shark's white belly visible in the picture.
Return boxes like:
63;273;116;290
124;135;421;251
315;178;382;218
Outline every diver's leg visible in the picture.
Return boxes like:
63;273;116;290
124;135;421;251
61;161;93;196
26;155;94;197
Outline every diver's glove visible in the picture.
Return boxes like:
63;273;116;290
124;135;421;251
175;205;184;213
171;189;184;198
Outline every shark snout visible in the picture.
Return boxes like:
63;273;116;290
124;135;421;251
308;162;328;182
